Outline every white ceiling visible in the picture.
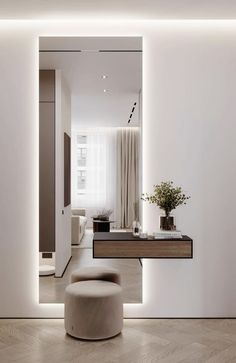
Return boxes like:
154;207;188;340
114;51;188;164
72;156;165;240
1;0;236;19
39;37;142;127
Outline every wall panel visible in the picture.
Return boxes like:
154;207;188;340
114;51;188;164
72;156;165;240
0;21;236;317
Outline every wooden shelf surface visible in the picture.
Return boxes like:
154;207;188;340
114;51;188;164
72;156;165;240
93;232;193;259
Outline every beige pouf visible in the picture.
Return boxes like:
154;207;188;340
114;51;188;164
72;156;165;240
65;280;123;340
71;266;121;285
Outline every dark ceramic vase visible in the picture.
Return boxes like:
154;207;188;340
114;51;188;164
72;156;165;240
159;216;175;230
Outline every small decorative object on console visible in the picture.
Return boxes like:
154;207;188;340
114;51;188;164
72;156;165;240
132;220;141;237
139;231;148;239
154;230;182;239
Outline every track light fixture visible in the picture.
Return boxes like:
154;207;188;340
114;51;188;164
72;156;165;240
128;102;137;123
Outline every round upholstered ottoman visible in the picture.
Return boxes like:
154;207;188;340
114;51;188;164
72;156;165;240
65;280;123;340
70;266;121;285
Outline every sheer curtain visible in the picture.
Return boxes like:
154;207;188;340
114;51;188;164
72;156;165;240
72;128;117;224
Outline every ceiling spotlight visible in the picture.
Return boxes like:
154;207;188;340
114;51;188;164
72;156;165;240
102;75;108;79
103;89;107;93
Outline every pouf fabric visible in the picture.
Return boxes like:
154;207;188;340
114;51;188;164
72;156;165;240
64;280;123;340
70;266;121;285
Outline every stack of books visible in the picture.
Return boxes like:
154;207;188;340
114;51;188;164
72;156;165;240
154;230;182;239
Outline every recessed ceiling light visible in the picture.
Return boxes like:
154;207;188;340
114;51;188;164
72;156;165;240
103;89;107;93
102;75;108;79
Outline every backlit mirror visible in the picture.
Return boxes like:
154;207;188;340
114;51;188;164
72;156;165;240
39;37;142;303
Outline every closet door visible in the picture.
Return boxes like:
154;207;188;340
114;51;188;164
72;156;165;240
39;102;55;252
39;70;55;253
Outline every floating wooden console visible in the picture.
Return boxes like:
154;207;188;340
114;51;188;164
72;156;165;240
93;232;193;259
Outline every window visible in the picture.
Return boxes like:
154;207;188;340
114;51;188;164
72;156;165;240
72;129;116;210
75;134;88;195
77;147;87;167
77;135;87;144
77;170;86;190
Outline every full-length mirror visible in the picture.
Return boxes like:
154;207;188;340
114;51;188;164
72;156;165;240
39;37;142;303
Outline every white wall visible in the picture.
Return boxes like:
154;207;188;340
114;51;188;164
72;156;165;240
0;21;236;317
55;70;71;277
142;24;236;317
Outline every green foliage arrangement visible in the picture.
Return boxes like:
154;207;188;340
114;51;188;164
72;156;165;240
142;181;190;217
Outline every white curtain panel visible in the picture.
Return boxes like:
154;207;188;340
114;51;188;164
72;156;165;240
116;127;140;229
71;128;117;224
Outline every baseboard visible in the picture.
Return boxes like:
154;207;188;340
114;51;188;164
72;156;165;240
54;256;72;278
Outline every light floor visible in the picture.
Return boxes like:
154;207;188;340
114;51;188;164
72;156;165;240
39;231;142;304
1;319;236;363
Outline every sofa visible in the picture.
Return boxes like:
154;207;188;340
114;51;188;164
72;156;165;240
71;209;87;245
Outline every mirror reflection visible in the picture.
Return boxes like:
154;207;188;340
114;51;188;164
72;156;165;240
39;37;142;303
